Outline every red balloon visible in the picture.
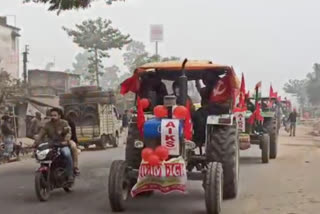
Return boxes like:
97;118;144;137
155;146;169;161
140;98;150;110
154;105;168;118
148;154;160;166
141;148;154;162
173;106;188;119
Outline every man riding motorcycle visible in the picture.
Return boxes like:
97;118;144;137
33;108;79;182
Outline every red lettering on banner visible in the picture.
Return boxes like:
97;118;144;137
165;122;176;128
166;140;175;148
168;128;172;134
165;164;172;177
153;165;161;177
166;135;175;141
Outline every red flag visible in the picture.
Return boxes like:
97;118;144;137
210;69;239;103
184;100;192;140
277;96;281;101
255;81;262;90
269;84;278;98
269;85;274;98
136;96;145;137
245;90;250;99
248;102;264;124
239;73;246;108
120;73;140;95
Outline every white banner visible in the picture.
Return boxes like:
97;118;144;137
161;119;180;156
131;156;187;197
26;103;45;117
234;111;246;132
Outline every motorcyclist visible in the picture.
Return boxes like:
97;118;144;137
33;108;75;182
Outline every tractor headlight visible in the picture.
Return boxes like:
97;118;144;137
185;140;196;150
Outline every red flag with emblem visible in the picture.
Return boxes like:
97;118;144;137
210;69;240;103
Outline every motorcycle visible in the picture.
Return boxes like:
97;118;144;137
34;142;75;201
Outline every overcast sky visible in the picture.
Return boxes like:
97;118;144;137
2;0;320;102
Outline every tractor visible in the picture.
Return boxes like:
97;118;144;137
108;59;240;214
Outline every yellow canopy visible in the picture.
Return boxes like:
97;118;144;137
135;60;233;74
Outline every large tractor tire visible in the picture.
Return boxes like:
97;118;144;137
263;118;278;159
125;122;142;170
206;125;239;199
204;162;223;214
261;134;270;164
108;160;130;212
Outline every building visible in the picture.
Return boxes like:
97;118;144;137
28;69;81;96
0;16;20;79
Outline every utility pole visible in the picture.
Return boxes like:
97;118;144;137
22;45;29;84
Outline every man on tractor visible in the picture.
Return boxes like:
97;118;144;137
171;80;195;112
139;72;168;107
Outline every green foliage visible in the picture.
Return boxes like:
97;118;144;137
0;70;23;105
45;62;55;70
283;63;320;106
63;18;131;86
100;65;121;90
306;63;320;105
72;51;92;77
283;79;308;107
122;40;180;73
123;41;147;72
23;0;123;14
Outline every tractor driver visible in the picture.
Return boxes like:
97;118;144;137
172;80;195;112
139;72;168;107
192;72;221;146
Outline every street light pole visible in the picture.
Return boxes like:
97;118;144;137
23;45;29;85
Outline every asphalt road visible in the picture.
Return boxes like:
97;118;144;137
1;126;320;214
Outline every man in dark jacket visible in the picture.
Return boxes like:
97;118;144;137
288;108;298;137
122;110;129;143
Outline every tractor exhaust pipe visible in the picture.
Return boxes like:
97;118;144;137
179;58;188;106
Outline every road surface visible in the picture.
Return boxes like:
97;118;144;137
0;126;320;214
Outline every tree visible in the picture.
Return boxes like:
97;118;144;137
123;41;147;72
72;51;92;78
162;56;181;62
283;79;308;107
63;18;131;87
45;62;55;71
100;65;121;90
0;69;23;106
306;63;320;105
23;0;123;14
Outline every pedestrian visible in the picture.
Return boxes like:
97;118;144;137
288;108;298;137
65;114;78;145
28;112;42;139
1;115;15;160
122;110;129;143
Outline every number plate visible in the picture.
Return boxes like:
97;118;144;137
207;114;233;125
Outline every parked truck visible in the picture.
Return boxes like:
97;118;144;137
59;86;122;149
